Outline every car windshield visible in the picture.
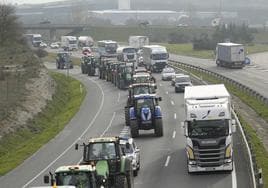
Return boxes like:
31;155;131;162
176;77;190;82
188;120;229;139
56;171;92;188
151;53;168;60
87;142;116;160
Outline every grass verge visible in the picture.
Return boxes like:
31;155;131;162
0;72;86;175
173;63;268;186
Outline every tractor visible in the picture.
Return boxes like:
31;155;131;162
128;94;163;137
42;164;108;188
115;62;134;89
125;83;157;126
81;55;98;76
56;52;73;69
75;137;134;188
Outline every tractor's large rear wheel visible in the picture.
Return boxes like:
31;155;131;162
130;120;139;138
125;107;130;126
154;119;163;137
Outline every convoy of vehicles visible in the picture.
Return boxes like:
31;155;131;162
61;36;78;51
142;45;169;72
183;84;236;173
216;42;245;68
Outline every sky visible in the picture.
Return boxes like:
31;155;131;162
3;0;66;5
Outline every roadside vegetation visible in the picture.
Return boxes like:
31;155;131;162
0;72;86;175
172;64;268;186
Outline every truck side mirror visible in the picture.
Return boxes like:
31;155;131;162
232;119;236;133
44;175;50;184
181;121;188;137
75;143;79;150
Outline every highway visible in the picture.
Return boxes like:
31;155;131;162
169;54;268;99
0;60;252;188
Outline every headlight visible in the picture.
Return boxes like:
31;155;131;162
225;144;232;158
186;146;195;160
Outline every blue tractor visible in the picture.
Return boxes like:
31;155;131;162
129;94;163;137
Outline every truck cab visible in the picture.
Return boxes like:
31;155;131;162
183;84;236;173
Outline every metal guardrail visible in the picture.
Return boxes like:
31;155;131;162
168;60;265;188
169;60;268;106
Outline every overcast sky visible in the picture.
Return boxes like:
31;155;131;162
4;0;66;4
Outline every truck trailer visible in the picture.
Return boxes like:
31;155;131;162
142;45;169;73
61;36;78;51
216;42;245;68
129;36;149;49
183;84;236;173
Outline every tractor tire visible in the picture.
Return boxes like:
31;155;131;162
133;169;138;177
130;120;139;138
115;175;128;188
125;107;130;126
154;119;163;137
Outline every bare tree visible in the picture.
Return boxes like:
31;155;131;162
0;4;22;45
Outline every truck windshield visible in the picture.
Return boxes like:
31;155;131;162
33;37;41;41
188;119;229;138
151;53;168;60
56;171;92;188
123;48;136;53
69;40;77;44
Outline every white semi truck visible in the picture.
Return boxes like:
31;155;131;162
24;34;42;47
129;36;149;49
117;46;137;63
183;84;236;173
216;42;245;68
142;45;169;73
61;36;78;51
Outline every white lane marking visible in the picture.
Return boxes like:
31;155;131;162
232;162;237;188
164;156;171;167
171;100;175;105
166;91;169;94
22;77;105;188
172;131;176;139
100;112;116;137
117;92;121;102
174;113;177;119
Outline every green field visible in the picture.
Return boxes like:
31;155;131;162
0;72;86;175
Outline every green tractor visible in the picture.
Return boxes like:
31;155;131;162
75;137;134;188
81;55;98;76
115;62;134;89
42;164;108;188
125;83;157;126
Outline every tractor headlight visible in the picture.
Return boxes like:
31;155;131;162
186;146;195;160
225;144;232;158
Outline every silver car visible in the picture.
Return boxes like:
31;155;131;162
120;137;140;176
161;67;176;81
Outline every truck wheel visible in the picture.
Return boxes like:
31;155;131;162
133;169;138;177
154;119;163;137
130;120;139;138
125;107;130;126
115;175;128;188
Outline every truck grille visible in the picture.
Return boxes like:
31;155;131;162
192;140;226;167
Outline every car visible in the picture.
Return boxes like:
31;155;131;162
39;42;47;48
50;42;59;49
174;74;192;93
171;73;185;86
119;137;140;177
161;67;176;81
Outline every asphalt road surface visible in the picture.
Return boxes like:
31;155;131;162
169;54;268;99
0;61;252;188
